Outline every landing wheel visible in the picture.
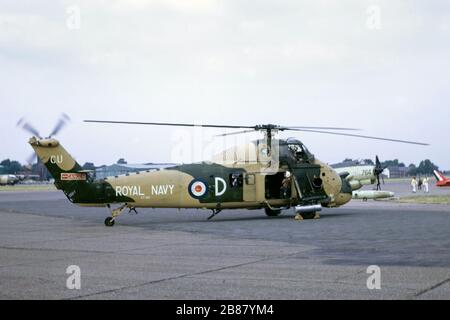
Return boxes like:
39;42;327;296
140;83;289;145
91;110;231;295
295;212;320;220
265;208;282;217
104;203;128;227
104;217;115;227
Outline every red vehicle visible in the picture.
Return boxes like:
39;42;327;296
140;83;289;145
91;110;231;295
433;170;450;187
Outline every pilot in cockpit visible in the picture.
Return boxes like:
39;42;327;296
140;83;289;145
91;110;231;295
288;144;306;162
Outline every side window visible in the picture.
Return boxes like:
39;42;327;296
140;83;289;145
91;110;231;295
229;173;243;188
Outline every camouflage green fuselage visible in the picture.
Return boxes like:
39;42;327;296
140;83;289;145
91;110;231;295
29;137;353;210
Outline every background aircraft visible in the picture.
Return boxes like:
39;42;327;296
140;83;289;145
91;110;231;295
0;174;19;186
433;170;450;187
332;156;396;201
331;156;387;191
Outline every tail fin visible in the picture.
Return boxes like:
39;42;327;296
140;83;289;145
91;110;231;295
28;137;89;199
433;170;446;182
28;137;129;206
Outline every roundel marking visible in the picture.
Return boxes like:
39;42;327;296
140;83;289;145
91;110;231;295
188;179;208;199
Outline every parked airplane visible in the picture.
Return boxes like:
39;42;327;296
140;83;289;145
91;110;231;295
0;174;19;186
433;170;450;187
0;174;40;186
331;156;386;191
332;156;396;201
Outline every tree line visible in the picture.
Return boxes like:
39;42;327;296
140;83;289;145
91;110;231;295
342;158;440;176
378;159;439;176
0;159;24;174
0;158;127;176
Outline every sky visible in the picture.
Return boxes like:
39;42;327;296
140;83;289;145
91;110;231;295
1;0;449;169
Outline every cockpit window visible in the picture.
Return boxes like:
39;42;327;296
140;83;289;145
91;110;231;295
287;142;312;162
283;138;314;163
288;144;302;159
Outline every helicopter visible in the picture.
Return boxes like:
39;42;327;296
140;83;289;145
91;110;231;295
22;119;428;226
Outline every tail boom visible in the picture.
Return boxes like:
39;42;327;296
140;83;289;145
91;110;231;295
28;136;132;205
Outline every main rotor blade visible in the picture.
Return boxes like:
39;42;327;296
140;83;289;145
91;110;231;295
287;129;429;146
281;126;360;131
215;129;256;137
84;120;256;130
84;120;360;132
214;126;359;137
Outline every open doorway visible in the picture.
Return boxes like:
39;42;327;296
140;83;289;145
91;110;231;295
265;172;286;199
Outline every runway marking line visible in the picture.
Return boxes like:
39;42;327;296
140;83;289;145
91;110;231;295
64;250;311;300
413;278;450;297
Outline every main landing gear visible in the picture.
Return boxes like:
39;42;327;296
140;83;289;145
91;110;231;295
104;216;115;227
207;208;222;220
105;203;135;227
264;208;282;217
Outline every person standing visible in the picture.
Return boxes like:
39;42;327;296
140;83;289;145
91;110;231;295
423;177;429;193
411;177;418;193
280;171;292;199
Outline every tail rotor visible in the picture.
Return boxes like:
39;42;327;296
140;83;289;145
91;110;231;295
49;113;71;138
17;113;71;167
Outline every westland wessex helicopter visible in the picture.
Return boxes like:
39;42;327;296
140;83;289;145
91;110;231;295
21;117;428;226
